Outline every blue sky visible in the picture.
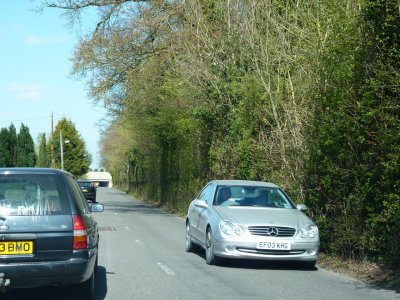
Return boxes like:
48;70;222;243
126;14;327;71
0;1;106;169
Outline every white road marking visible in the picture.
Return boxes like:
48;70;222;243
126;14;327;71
157;263;176;276
135;239;144;246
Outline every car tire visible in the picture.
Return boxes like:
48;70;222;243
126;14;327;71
94;251;99;275
205;228;219;265
185;221;197;252
78;256;97;300
302;260;317;270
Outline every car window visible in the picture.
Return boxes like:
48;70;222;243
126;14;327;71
213;186;296;208
0;174;69;215
197;184;214;204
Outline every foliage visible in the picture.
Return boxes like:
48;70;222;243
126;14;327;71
16;124;36;167
0;124;36;167
0;120;90;176
8;124;17;167
0;127;12;167
50;118;92;177
305;0;400;267
46;0;400;270
36;133;49;167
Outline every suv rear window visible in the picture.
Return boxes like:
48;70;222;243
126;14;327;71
0;174;69;216
78;181;93;188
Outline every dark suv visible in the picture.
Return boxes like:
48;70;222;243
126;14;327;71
77;180;97;202
0;168;104;299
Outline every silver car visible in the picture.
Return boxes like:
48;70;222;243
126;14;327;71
185;180;319;268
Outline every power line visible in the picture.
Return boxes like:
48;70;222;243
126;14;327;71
0;115;52;126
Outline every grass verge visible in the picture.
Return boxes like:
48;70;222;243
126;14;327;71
318;252;400;292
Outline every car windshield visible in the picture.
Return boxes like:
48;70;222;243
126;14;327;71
0;175;67;216
213;185;296;209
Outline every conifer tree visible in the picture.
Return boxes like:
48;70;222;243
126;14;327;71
36;133;49;167
16;123;36;167
0;128;11;167
52;118;92;177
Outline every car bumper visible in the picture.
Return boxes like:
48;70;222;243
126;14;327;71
213;235;319;262
0;249;97;288
83;192;96;201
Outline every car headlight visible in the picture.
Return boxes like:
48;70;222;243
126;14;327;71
299;225;318;238
219;221;245;236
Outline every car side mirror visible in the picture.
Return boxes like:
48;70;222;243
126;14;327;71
90;203;104;212
296;204;308;211
194;199;208;208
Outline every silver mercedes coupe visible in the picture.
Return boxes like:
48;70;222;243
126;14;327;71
185;180;319;268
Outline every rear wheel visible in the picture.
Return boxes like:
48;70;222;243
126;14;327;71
79;269;95;300
205;228;219;265
78;255;97;300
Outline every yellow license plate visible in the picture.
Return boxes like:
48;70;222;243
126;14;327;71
0;241;34;255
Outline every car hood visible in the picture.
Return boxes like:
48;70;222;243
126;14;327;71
213;206;313;228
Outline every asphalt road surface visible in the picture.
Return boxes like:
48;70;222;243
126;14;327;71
3;187;399;300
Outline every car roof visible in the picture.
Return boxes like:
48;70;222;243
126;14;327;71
208;180;279;188
0;167;70;176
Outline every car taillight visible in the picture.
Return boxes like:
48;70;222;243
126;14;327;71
72;215;88;250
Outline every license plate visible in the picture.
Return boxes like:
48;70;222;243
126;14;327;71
257;240;291;250
0;241;34;255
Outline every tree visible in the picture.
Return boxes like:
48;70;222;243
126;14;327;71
51;118;92;177
44;0;400;270
0;128;11;167
36;133;49;167
8;124;17;167
354;0;400;267
16;123;36;167
305;0;400;266
0;124;18;167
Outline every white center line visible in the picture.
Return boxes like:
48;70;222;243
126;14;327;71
135;239;144;246
157;263;176;276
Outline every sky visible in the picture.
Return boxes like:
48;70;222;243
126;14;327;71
0;1;106;169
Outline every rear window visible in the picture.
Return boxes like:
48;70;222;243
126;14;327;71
0;174;70;216
78;181;92;188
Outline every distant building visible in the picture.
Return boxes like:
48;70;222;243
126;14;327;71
82;171;113;187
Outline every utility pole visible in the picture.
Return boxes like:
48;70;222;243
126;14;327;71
60;130;64;169
51;111;55;167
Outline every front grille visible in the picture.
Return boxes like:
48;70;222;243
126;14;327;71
247;226;296;237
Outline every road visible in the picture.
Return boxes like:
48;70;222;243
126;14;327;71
3;187;399;299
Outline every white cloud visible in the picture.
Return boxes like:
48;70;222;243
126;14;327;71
7;83;47;101
25;34;70;45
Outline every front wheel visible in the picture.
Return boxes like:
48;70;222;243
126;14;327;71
302;260;317;270
185;221;197;252
205;228;219;265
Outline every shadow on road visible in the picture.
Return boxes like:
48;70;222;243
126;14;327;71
188;247;318;271
1;265;108;300
94;266;108;300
